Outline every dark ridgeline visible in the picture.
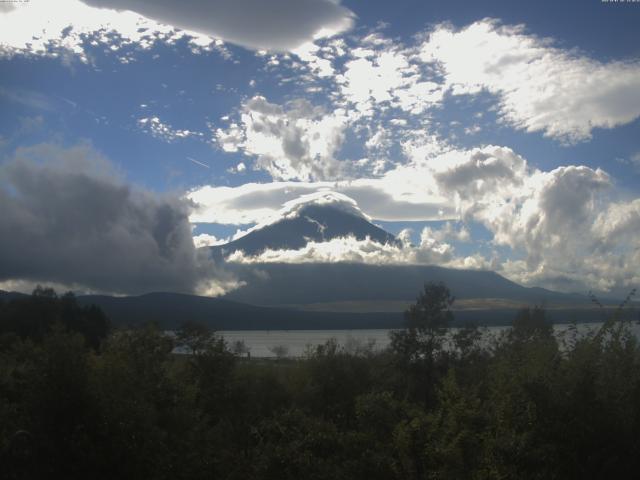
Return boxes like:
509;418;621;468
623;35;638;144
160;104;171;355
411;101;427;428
2;286;607;331
1;284;639;479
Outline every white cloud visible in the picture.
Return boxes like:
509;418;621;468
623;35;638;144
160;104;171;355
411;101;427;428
419;19;640;143
216;122;245;152
292;42;337;77
284;18;640;149
0;0;228;62
0;0;352;60
226;162;247;174
463;164;637;293
477;166;611;261
192;233;228;248
138;116;202;143
214;96;348;181
279;190;369;221
81;0;354;52
226;233;487;270
335;42;443;117
433;146;528;201
593;199;640;250
187;144;532;226
422;222;471;243
187;178;453;225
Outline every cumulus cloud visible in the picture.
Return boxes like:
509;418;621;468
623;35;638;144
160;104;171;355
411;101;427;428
0;143;237;295
81;0;355;51
434;147;527;199
462;164;639;293
422;222;471;243
592;199;640;253
477;166;610;262
214;96;349;181
226;228;489;271
419;19;640;143
192;233;229;248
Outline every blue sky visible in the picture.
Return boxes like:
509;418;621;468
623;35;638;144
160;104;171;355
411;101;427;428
0;0;639;295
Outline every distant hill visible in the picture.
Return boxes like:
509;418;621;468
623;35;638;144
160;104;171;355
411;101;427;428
221;262;582;307
0;290;616;329
0;290;29;302
77;292;404;330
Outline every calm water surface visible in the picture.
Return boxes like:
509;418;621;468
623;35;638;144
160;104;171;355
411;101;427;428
218;322;640;358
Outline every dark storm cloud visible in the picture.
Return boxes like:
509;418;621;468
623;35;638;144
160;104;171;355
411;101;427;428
0;143;230;295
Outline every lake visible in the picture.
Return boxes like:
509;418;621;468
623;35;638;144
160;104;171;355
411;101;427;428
217;322;640;358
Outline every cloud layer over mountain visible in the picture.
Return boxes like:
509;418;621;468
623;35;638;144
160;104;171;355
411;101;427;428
191;143;639;294
0;144;237;295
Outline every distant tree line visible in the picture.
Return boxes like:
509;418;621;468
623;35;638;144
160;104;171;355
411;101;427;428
1;284;639;479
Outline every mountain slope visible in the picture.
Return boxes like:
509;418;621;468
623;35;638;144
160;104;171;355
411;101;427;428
209;203;397;259
222;262;580;306
77;292;403;329
205;197;587;310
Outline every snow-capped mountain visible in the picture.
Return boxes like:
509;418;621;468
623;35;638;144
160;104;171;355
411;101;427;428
209;192;398;259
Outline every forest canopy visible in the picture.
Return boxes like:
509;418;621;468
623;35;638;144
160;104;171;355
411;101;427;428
1;284;639;479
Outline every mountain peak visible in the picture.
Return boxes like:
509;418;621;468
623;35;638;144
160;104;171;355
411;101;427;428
278;191;370;223
209;192;396;259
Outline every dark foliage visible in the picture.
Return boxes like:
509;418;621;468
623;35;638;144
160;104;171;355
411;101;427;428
0;286;109;350
1;284;639;479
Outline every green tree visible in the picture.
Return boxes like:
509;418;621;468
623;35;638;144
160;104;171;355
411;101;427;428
0;287;109;350
390;282;455;406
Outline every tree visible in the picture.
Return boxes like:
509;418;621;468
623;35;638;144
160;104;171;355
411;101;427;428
510;306;552;343
390;282;455;406
0;287;109;350
176;320;216;355
268;344;289;360
391;282;455;361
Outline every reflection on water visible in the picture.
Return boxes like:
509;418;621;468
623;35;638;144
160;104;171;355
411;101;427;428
217;322;640;358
